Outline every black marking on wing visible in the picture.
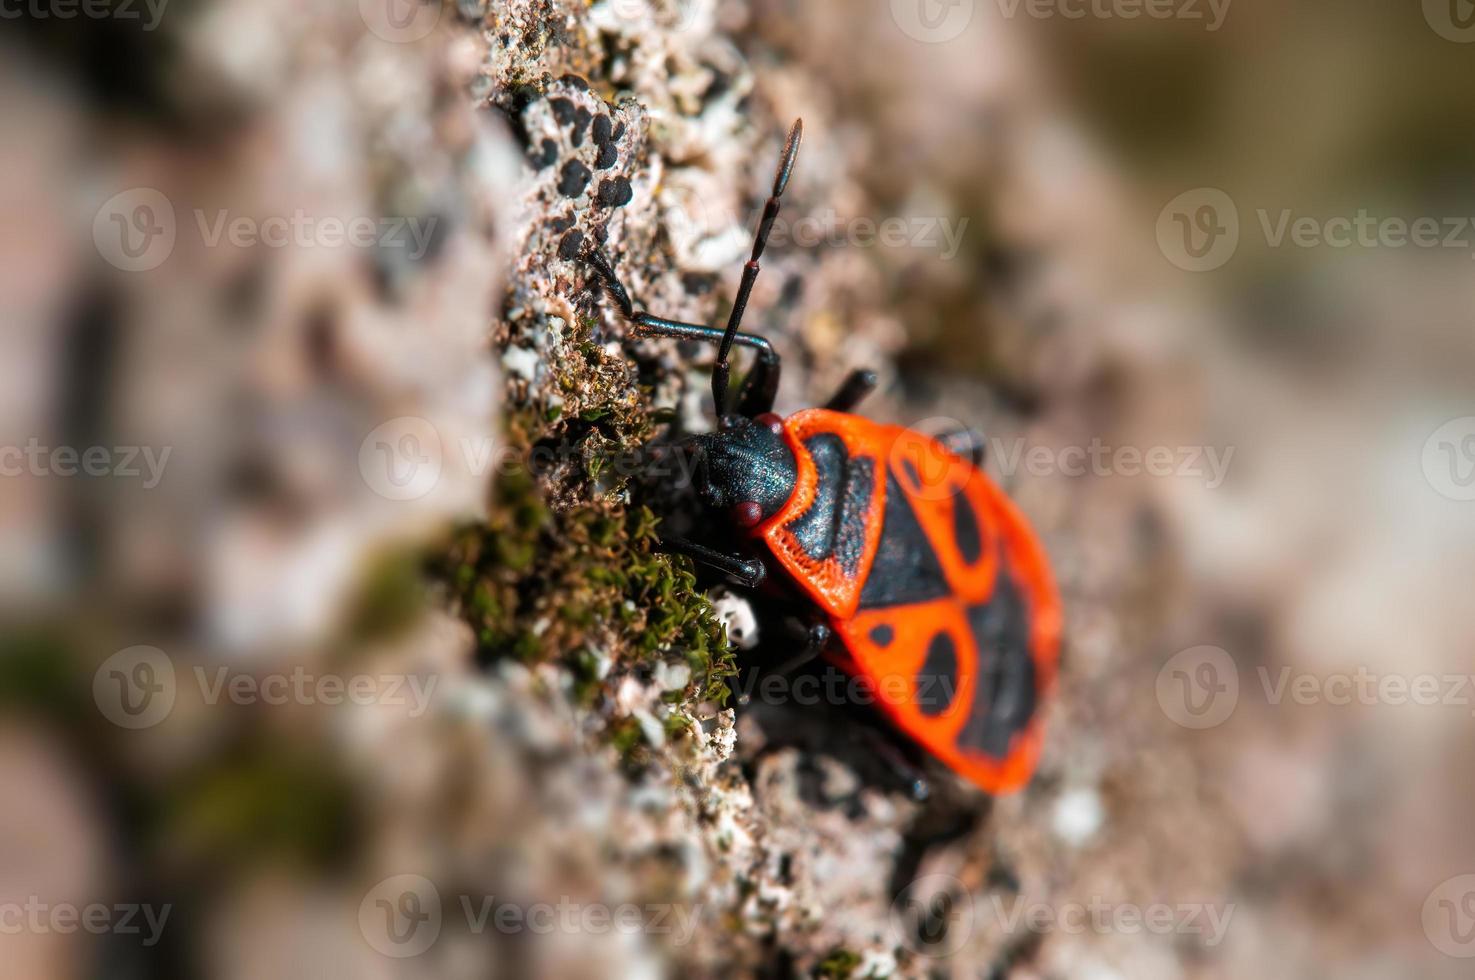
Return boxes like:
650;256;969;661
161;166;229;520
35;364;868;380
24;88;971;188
868;623;895;647
858;470;950;609
901;457;921;489
785;434;875;577
787;434;844;558
957;570;1038;760
834;457;874;576
918;631;958;718
953;491;984;566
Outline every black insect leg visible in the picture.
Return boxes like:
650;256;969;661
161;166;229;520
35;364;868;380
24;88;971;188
656;534;766;589
736;618;831;707
859;725;931;802
938;428;988;467
586;250;782;417
823;369;879;413
769;620;831;677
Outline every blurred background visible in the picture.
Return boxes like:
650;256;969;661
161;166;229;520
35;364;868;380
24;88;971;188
2;0;1473;977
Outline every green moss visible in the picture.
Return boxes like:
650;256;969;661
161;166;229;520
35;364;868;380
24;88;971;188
0;631;82;719
341;548;428;645
439;301;737;753
815;948;863;979
162;744;359;871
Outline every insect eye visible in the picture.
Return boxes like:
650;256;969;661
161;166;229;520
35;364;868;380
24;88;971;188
754;412;783;433
732;501;764;528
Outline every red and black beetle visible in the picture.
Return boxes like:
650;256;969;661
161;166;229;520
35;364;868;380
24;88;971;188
586;121;1061;794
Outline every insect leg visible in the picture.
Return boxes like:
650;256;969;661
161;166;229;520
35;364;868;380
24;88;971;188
858;726;931;802
656;535;766;589
822;369;879;413
585;250;782;417
768;620;831;676
631;315;781;418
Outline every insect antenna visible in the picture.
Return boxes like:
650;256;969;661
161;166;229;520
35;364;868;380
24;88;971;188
712;118;803;418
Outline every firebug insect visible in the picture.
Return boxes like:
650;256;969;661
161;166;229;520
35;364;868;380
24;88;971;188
585;120;1062;795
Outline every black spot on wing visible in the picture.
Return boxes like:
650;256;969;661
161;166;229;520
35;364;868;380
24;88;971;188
785;435;875;577
953;491;984;565
957;570;1038;760
868;623;895;647
858;470;951;609
918;631;958;718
